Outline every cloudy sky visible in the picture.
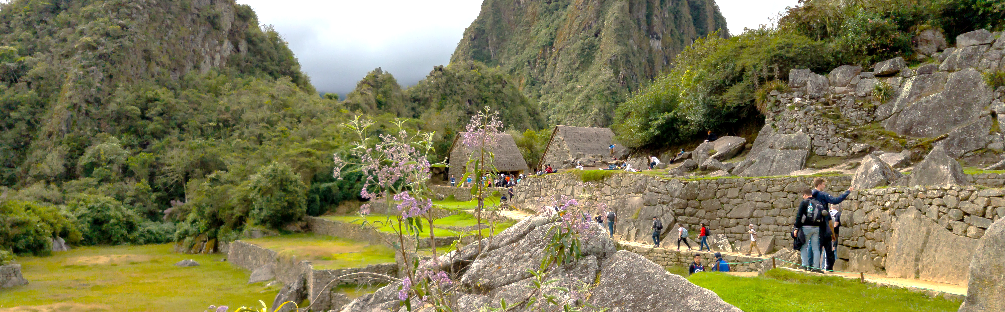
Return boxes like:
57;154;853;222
237;0;800;95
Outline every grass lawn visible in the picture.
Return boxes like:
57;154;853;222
432;197;502;211
243;233;399;270
687;269;962;312
0;244;279;312
323;212;515;237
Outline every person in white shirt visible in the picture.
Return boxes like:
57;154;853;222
746;224;762;256
649;156;661;170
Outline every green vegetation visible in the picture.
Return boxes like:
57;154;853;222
806;155;847;169
614;0;1005;149
248;162;308;230
689;269;961;312
450;0;727;127
432;197;503;212
0;244;280;312
573;170;616;183
0;200;80;256
322;212;515;237
984;71;1005;90
963;167;1005;175
874;80;896;103
511;128;553;169
243;233;398;270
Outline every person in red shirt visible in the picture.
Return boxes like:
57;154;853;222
698;223;711;251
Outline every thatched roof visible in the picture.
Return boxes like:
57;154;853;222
448;133;530;177
538;125;624;169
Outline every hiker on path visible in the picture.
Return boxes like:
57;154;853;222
652;216;664;247
795;188;828;272
746;224;761;256
712;252;730;272
812;178;852;271
688;254;705;276
606;210;616;238
698;223;711;251
677;224;693;251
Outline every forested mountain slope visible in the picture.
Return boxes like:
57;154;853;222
450;0;728;126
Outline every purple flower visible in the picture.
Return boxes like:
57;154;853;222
394;191;432;218
461;107;504;153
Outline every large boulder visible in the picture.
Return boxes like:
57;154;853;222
887;209;977;286
339;217;739;312
908;145;968;187
692;141;715;166
747;124;775;158
789;69;830;97
876;71;949;120
249;264;276;284
959;217;1005;312
878;150;911;168
940;45;989;71
667;159;698;177
913;28;948;56
708;234;734;253
273;278;308;312
851;154;904;190
956;29;994;48
51;236;70;252
938;116;993;158
737;132;811;177
828;65;862;87
884;68;993;137
874;57;906;76
0;264;28;288
710;136;747;161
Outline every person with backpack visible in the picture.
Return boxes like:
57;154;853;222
746;224;762;256
795;188;829;272
677;224;693;251
712;252;730;272
652;216;664;247
812;178;852;271
698;223;711;251
688;254;705;276
606;210;616;238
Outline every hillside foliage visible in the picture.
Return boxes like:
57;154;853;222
614;0;1005;149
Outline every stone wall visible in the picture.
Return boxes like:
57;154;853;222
512;172;1002;286
0;264;28;288
308;263;397;310
618;244;785;273
306;216;457;249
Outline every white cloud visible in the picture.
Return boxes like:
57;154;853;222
715;0;800;36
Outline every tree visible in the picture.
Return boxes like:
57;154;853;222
248;162;307;229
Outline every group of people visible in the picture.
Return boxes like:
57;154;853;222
450;173;523;188
794;177;848;273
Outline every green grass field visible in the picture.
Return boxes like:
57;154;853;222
687;269;962;312
243;233;399;270
322;211;515;238
0;244;279;312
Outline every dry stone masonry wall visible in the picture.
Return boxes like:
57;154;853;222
0;264;28;289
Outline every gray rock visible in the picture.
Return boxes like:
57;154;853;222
940;45;989;71
709;170;731;177
877;71;948;120
884;69;993;137
938;117;993;158
770;132;812;151
915;63;939;75
0;264;28;288
789;69;829;97
875;57;906;76
672;151;691;163
985;158;1005;170
174;259;199;267
273;278;307;312
978;48;1003;71
887;210;977;286
913;28;948;56
700;158;726;171
710;136;747;161
730;159;754;175
586;251;741;312
249;264;275;284
878;150;911;168
667;159;699;177
960;217;1005;312
738;148;810;177
851;154;904;190
708;234;734;253
956;29;994;48
908;145;968;187
692;141;715;166
938;47;956;63
51;236;70;252
748;124;775;158
855;78;877;97
828;65;863;87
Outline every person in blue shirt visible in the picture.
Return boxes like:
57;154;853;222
609;144;615;159
811;177;853;271
450;175;456;187
712;252;729;272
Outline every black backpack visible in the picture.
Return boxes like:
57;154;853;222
802;199;828;224
607;211;616;221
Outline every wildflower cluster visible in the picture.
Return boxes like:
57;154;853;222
397;258;454;310
461;107;504;151
394;191;432;219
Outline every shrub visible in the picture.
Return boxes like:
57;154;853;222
574;170;615;183
0;200;81;255
0;249;12;265
69;195;142;245
134;221;176;244
755;80;790;114
831;10;911;66
984;71;1005;90
248;162;307;229
873;81;895;103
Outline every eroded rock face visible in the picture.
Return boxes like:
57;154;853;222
339;217;739;312
938;116;993;158
667;159;699;177
851;154;904;190
913;28;948;56
908;145;968;187
884;68;993;137
0;264;28;288
959;217;1005;312
878;150;911;168
875;57;906;76
886;210;977;286
956;29;995;48
737;131;811;177
789;69;830;97
828;65;863;87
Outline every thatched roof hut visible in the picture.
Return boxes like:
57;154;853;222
538;125;625;169
448;133;530;178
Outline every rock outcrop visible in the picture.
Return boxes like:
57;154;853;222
693;136;747;165
736;130;811;177
249;264;276;284
959;217;1005;312
884;68;994;138
851;154;904;190
667;159;698;177
878;151;911;168
913;28;948;56
51;236;70;252
174;259;200;267
908;146;968;187
874;57;906;76
0;264;28;288
886;209;977;286
339;216;739;312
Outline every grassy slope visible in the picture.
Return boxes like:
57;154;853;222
688;269;961;312
242;233;397;270
0;244;279;312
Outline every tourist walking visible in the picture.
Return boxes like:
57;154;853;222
688;254;705;276
812;178;852;271
450;174;456;187
746;224;761;256
606;210;616;238
676;224;692;251
698;223;711;251
652;216;664;247
712;252;730;272
795;188;827;272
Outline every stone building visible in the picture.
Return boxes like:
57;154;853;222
538;125;625;169
447;133;529;179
